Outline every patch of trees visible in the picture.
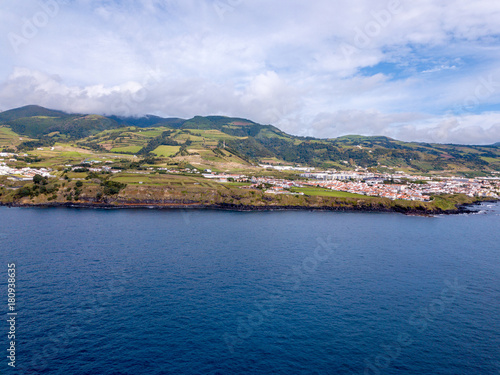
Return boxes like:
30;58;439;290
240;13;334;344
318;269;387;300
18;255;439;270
212;148;226;157
225;138;276;160
17;138;55;151
101;180;127;195
77;141;106;152
221;124;266;137
51;116;120;139
220;145;253;163
174;144;191;157
15;175;59;198
479;151;498;158
141;156;161;165
447;152;488;168
8;117;59;137
8;115;121;139
18;156;42;163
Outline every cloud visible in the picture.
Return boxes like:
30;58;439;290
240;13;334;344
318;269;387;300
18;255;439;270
0;67;303;124
308;109;500;144
0;0;500;144
422;65;457;74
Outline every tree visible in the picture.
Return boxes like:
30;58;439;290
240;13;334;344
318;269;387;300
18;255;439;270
101;180;127;195
16;186;32;198
33;174;44;184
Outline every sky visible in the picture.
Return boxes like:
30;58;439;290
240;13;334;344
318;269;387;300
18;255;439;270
1;0;500;144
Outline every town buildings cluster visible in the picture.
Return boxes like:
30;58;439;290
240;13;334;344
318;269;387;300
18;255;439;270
0;164;54;180
299;171;500;200
0;159;54;181
203;170;500;201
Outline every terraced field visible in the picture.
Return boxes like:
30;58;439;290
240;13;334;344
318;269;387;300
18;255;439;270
1;105;499;176
110;145;143;154
0;126;32;148
152;145;180;157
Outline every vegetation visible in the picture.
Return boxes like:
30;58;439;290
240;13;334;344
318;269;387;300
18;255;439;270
1;105;498;175
0;105;498;214
101;180;127;195
290;187;368;198
15;175;59;199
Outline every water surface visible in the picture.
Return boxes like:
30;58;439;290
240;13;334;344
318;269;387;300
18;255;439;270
0;204;499;374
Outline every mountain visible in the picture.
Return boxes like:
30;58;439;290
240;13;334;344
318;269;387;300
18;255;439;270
0;105;499;174
0;105;121;138
0;105;69;122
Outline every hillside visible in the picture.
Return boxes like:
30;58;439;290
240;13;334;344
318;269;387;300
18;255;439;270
0;105;120;138
0;105;499;175
0;105;69;121
107;115;186;129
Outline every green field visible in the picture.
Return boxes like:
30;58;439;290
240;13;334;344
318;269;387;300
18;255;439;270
152;145;180;157
224;182;252;187
430;194;472;210
136;130;165;137
60;151;85;157
291;187;368;198
110;145;142;154
66;172;88;179
190;129;243;140
111;175;152;184
110;173;221;187
481;156;500;164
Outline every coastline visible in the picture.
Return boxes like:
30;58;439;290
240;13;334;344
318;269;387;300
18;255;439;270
2;198;494;216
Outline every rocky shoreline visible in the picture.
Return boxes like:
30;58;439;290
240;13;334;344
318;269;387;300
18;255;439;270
1;198;491;216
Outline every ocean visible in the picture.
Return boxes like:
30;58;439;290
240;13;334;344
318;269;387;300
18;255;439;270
0;203;499;374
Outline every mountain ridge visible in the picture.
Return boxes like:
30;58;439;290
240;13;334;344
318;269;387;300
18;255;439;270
1;105;499;174
1;104;498;146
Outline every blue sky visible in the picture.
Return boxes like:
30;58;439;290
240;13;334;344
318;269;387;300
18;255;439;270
1;0;499;144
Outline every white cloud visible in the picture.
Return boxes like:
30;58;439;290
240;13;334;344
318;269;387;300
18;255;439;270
307;109;500;145
422;65;457;74
0;0;500;144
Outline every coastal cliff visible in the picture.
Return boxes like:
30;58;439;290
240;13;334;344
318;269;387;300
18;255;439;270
1;182;488;215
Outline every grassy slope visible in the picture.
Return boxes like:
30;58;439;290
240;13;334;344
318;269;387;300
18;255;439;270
0;126;35;148
2;121;499;177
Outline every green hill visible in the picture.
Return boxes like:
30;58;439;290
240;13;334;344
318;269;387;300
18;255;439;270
0;105;499;174
108;115;186;129
0;105;69;122
0;106;120;138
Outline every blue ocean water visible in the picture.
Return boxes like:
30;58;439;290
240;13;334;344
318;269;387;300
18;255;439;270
0;204;499;375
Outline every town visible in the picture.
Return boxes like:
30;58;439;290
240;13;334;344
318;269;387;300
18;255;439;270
240;171;500;201
2;150;498;202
